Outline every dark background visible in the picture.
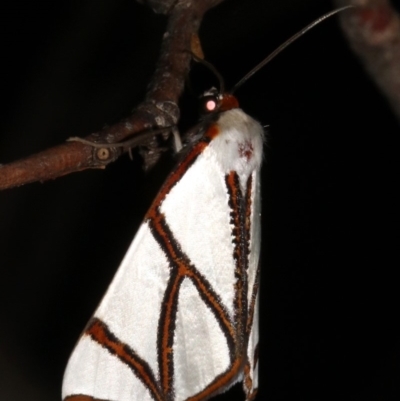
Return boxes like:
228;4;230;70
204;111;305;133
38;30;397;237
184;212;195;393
0;0;399;400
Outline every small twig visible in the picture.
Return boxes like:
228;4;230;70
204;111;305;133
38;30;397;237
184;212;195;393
335;0;400;121
0;0;225;191
67;127;172;149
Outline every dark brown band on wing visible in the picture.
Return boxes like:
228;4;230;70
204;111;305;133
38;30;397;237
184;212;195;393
243;360;253;396
248;389;259;401
225;172;250;352
185;357;243;401
84;318;163;401
185;265;236;357
149;209;236;396
150;212;236;348
244;174;253;262
149;213;192;396
157;266;183;398
243;342;260;400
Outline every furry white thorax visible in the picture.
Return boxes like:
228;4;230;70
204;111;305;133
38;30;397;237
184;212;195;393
207;108;263;192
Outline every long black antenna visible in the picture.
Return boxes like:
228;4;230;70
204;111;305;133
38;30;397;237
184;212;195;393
231;5;353;93
191;52;226;94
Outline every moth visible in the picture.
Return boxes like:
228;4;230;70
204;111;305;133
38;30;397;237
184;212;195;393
62;7;350;401
63;83;263;401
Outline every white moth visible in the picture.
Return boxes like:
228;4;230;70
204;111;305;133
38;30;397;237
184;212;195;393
62;90;263;401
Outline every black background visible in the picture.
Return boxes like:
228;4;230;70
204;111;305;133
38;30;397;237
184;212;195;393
0;0;399;400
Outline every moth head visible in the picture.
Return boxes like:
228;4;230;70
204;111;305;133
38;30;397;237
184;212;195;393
199;87;239;116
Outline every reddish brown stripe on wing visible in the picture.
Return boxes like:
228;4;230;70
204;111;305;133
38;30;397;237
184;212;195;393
243;360;253;396
148;213;191;396
149;211;236;395
248;389;258;401
243;343;259;400
185;357;243;401
157;268;184;398
185;266;236;357
64;396;109;401
243;343;259;399
225;172;249;351
84;318;163;401
150;212;236;348
146;123;220;219
243;344;259;401
244;175;253;255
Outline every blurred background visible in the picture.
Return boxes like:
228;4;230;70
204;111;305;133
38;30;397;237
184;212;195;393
0;0;399;400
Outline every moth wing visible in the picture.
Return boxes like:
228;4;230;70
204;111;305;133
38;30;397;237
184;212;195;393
62;221;171;401
63;107;263;401
62;134;239;401
244;170;261;398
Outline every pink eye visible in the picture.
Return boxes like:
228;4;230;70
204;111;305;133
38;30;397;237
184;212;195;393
199;94;220;116
206;100;217;111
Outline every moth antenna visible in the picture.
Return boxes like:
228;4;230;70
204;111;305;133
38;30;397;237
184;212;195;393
232;5;353;93
191;52;225;94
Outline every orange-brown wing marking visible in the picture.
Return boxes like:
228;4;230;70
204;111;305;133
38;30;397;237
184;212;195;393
226;172;260;401
84;318;164;401
243;361;253;398
146;123;220;219
243;347;259;401
184;357;244;401
225;172;253;354
243;344;259;400
64;395;110;401
148;209;236;398
248;389;258;401
244;173;253;260
185;265;236;354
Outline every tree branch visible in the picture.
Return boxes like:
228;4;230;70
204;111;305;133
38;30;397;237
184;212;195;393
0;0;224;191
335;0;400;121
